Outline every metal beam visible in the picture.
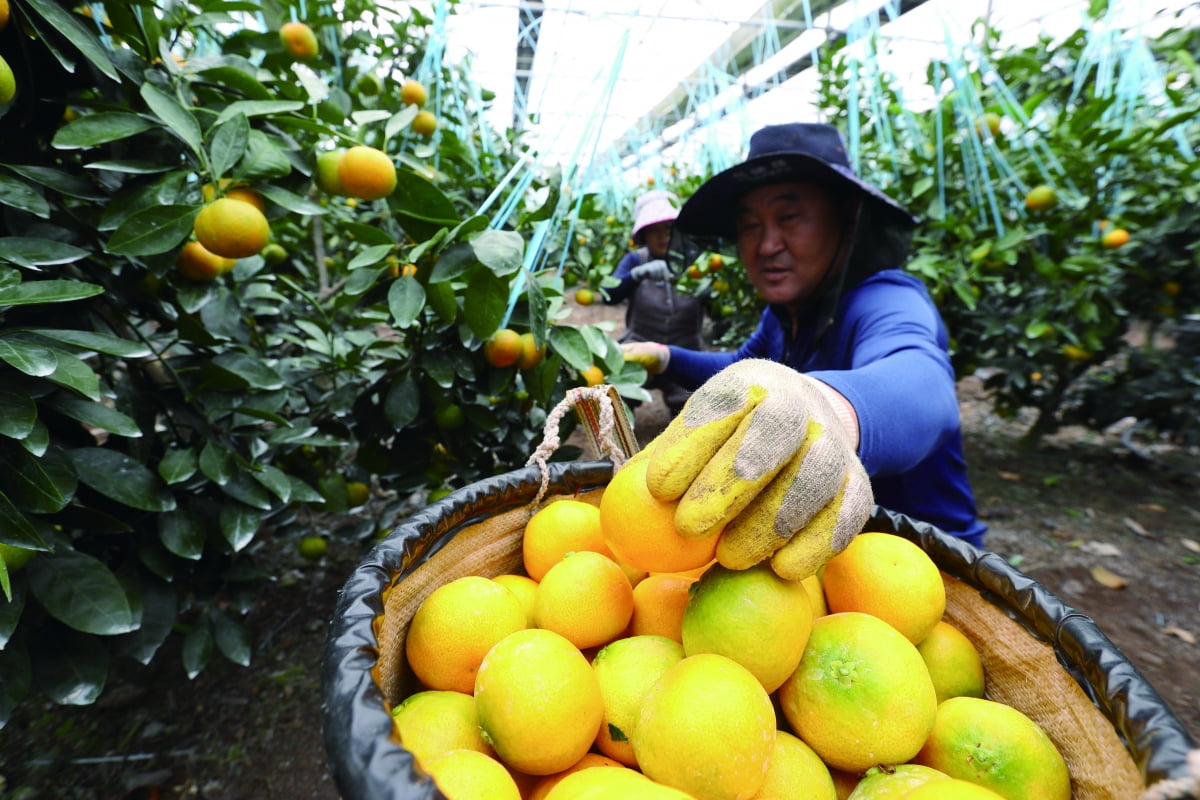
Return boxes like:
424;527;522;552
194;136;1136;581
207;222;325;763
513;0;543;132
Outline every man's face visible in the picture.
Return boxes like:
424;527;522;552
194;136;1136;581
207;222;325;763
734;181;847;312
641;221;672;258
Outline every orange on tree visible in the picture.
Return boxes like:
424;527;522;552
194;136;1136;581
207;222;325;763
412;110;439;137
338;145;397;200
707;253;724;271
1163;281;1181;297
1023;184;1057;212
296;536;326;561
574;288;594;306
1101;227;1130;249
176;240;235;280
484;328;523;368
355;72;382;96
400;78;428;107
0;54;15;105
0;0;9;32
314;149;348;195
193;197;271;259
261;242;288;265
517;332;547;370
580;364;604;386
345;480;370;507
976;112;1002;137
279;20;319;60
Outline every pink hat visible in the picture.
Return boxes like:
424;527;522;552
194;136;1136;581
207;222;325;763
631;190;681;244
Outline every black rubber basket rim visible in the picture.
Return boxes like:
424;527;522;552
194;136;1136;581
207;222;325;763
321;460;1197;800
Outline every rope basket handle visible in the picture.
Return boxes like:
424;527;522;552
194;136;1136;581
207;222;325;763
525;384;639;506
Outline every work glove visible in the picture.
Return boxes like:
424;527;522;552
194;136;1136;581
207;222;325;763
630;259;670;281
621;341;670;376
642;359;872;580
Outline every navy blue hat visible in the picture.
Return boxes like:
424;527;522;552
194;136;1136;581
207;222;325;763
675;123;917;240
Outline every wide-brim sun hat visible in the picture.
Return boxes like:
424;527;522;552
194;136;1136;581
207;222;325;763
631;189;681;244
675;123;917;241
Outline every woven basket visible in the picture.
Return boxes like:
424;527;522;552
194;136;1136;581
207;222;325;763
321;460;1198;800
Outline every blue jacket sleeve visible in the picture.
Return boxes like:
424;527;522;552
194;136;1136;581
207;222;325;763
661;308;777;388
602;251;642;305
808;277;960;477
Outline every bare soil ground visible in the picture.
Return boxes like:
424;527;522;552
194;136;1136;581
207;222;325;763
2;301;1197;800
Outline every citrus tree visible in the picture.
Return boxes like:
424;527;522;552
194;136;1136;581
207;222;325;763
0;0;646;725
816;15;1199;444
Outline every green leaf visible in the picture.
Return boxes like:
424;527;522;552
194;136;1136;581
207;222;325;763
159;508;206;560
52;112;154;149
105;204;198;257
549;326;593;372
0;239;89;269
209;352;284;391
22;0;120;81
0;280;104;307
425;281;459;323
158;448;198;484
0;175;50;219
182;622;213;679
44;350;101;401
250;464;291;503
220;470;272;510
387;276;426;329
69;448;176;512
0;337;58;377
6;164;105;201
0;490;42;547
19;420;49;458
237;130;292;182
0;442;74;514
45;394;142;438
140;83;202;156
210;113;250;180
285;476;325;504
348;244;394;270
384;375;420;428
199;441;235;485
463;271;509;338
470;230;524;277
115;578;176;665
0;388;37;440
211;608;252;667
215;100;305;126
0;579;25;648
255;184;325;215
219;501;259;551
19;329;151;358
392;170;459;240
28;549;135;635
196;64;272;101
85;160;174;174
428;242;476;283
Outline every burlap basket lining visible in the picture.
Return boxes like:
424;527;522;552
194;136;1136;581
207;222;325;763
372;489;1149;799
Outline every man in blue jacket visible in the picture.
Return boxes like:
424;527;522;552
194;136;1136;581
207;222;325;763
622;123;985;578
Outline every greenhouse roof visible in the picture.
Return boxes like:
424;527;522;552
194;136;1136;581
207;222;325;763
435;0;1196;172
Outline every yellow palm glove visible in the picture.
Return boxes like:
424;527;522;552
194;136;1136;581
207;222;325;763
621;341;669;376
643;359;872;580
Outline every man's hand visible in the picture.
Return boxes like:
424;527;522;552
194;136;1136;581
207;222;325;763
621;341;670;376
642;359;871;580
631;259;670;281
